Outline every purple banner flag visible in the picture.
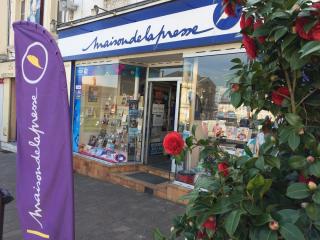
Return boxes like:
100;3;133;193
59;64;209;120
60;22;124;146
13;21;74;240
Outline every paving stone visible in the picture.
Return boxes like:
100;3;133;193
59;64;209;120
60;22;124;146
0;151;184;239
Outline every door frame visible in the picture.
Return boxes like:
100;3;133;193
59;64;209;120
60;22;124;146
141;75;182;165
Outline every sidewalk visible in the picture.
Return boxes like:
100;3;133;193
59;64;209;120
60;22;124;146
0;151;184;240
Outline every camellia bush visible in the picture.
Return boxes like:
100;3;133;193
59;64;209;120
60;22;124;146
155;0;320;239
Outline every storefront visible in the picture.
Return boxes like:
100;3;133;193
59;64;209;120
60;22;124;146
58;0;246;172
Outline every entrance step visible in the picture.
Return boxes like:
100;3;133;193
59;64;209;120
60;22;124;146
73;154;190;204
138;165;175;180
111;171;169;197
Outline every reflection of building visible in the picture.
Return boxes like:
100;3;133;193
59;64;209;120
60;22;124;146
217;86;230;104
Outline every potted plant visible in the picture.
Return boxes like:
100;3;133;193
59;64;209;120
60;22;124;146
155;0;320;239
163;131;196;185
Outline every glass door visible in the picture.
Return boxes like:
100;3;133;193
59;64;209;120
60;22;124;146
144;80;181;170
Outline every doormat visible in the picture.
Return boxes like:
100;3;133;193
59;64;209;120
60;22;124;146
127;172;169;185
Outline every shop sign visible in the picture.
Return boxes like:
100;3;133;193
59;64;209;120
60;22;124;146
13;21;74;239
58;0;242;60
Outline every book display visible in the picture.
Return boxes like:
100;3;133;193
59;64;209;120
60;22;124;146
76;64;145;164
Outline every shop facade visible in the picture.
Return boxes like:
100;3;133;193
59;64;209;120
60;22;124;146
58;0;246;173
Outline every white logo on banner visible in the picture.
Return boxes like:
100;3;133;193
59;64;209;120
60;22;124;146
21;42;48;85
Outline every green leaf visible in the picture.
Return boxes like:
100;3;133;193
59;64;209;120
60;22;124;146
288;132;300;151
247;0;263;6
279;127;293;144
247;174;272;198
255;156;265;170
231;92;242;108
250;227;278;240
244;145;253;157
224;210;243;236
309;161;320;177
303;132;317;148
274;27;288;41
276;209;301;224
260;227;278;240
317;144;320;156
212;198;232;214
286;183;311;199
260;179;272;198
306;203;320;221
174;149;185;165
270;11;290;19
285;113;303;126
195;176;220;192
300;41;320;58
231;58;242;64
265;156;281;169
186;136;193;148
288;155;307;170
153;229;167;240
312;191;320;204
253;214;272;226
247;174;265;192
242;200;263;215
279;223;305;240
282;34;297;51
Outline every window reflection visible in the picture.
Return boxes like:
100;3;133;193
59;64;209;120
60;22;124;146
149;66;183;78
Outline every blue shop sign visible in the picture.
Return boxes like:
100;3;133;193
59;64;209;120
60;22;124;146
58;0;242;61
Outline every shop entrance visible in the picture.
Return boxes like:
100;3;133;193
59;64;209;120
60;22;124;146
144;80;181;170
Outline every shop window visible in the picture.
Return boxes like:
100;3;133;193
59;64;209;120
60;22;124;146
73;63;146;164
179;53;274;171
149;66;183;78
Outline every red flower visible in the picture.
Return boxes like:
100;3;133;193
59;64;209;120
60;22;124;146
271;87;290;106
242;34;257;59
223;0;236;17
295;3;320;41
254;19;266;43
231;83;240;92
299;174;309;183
311;23;320;41
240;14;254;30
163;132;185;156
196;231;207;239
218;163;229;177
296;17;314;40
299;174;315;184
203;217;217;231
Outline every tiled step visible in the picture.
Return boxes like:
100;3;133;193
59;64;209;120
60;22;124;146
138;165;175;180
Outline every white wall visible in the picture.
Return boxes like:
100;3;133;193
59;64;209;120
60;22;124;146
70;0;145;21
0;83;3;141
